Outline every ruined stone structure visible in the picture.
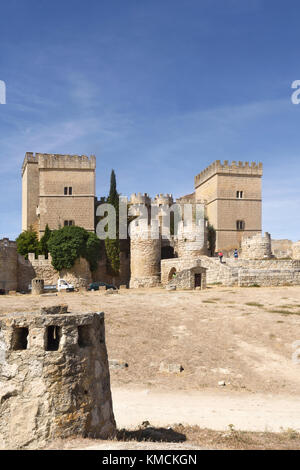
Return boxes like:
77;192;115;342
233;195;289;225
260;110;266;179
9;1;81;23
241;232;273;260
161;258;207;290
194;160;263;252
292;241;300;260
0;307;115;449
31;278;44;295
22;153;96;238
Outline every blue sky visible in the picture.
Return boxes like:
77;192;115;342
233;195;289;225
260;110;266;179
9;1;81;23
0;0;300;240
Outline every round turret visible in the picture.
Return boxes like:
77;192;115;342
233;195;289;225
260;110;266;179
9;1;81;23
241;232;272;259
129;220;161;288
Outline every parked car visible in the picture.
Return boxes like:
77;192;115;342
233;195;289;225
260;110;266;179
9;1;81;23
28;279;75;293
87;281;117;291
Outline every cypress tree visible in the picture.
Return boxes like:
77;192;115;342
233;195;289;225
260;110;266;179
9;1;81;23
105;170;120;275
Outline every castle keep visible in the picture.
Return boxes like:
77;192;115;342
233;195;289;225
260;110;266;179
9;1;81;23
194;160;263;252
22;152;96;238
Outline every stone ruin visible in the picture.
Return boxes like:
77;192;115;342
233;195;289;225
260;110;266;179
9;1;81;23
0;306;115;449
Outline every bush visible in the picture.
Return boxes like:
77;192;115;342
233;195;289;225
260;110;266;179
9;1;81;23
16;227;39;259
48;225;101;272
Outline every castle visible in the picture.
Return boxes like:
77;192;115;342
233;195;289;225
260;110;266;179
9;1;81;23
21;152;263;250
0;151;299;292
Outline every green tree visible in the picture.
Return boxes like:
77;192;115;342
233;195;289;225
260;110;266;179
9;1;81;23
16;227;39;259
39;224;51;258
206;220;216;257
48;225;101;272
105;169;120;275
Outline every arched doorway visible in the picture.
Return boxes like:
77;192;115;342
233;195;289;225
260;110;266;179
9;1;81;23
168;267;177;281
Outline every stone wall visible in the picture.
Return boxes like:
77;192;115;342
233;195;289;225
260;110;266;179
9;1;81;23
292;241;300;260
0;239;18;292
0;309;115;449
166;266;207;290
161;258;203;285
271;239;293;258
199;255;300;287
241;232;272;259
18;254;92;292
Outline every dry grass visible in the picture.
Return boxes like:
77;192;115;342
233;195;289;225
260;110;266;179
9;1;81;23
44;424;300;450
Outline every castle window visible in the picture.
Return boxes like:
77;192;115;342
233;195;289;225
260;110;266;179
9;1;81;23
64;187;72;195
236;220;245;230
236;191;243;199
46;326;61;351
64;220;74;227
11;327;29;350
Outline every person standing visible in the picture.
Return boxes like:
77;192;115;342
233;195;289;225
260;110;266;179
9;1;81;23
218;251;223;263
234;249;238;260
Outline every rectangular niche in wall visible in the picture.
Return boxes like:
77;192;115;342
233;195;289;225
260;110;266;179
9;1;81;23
78;325;92;348
46;325;61;351
11;327;29;350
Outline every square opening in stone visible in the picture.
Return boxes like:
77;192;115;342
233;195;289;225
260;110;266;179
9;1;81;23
11;327;29;350
46;325;61;351
78;325;92;348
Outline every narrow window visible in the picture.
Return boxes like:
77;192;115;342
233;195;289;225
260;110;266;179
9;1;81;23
69;187;72;195
236;220;245;230
46;326;61;351
78;325;92;348
236;191;243;199
11;327;29;350
64;187;68;195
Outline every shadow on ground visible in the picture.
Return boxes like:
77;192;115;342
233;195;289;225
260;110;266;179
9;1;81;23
116;426;186;443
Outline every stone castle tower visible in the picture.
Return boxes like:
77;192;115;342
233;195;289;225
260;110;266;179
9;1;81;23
22;153;96;239
194;160;263;252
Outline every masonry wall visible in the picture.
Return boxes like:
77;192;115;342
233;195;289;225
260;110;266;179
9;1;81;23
241;232;272;259
199;256;300;287
22;156;39;231
17;254;92;291
0;240;18;292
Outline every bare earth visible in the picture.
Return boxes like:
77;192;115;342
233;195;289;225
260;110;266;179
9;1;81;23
2;285;300;448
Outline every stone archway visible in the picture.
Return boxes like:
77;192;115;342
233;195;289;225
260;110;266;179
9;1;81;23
168;267;177;281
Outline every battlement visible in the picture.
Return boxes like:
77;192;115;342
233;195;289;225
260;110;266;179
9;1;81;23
153;194;174;206
195;160;263;188
22;152;96;175
130;193;151;205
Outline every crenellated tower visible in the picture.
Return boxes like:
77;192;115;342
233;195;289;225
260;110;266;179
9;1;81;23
22;152;96;238
194;160;263;252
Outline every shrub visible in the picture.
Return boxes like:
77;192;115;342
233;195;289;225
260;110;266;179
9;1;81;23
48;225;101;272
16;227;39;259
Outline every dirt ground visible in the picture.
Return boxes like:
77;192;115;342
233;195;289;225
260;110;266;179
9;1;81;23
1;285;300;449
2;285;300;394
